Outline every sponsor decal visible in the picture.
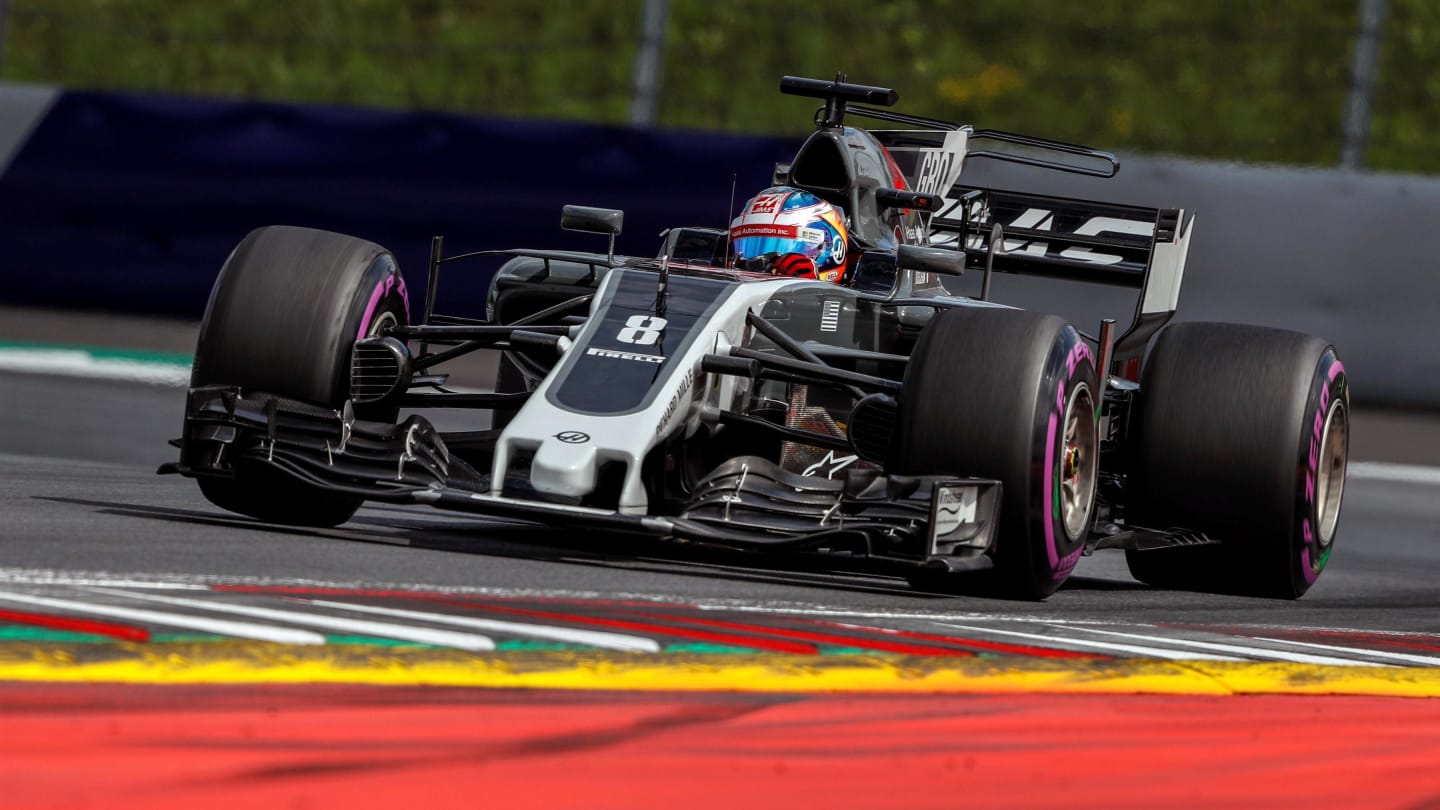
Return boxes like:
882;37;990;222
655;368;695;436
820;299;841;333
801;450;859;480
732;224;800;240
555;431;590;444
1061;215;1153;264
938;201;1156;267
915;150;958;197
801;227;826;244
749;194;781;215
586;347;664;364
934;485;979;536
997;208;1057;257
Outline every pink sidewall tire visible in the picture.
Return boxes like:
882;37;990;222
190;226;410;528
893;307;1100;600
1126;322;1350;598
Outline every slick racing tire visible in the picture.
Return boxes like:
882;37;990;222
190;225;410;527
892;307;1100;599
1125;322;1349;598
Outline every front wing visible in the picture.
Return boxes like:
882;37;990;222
160;385;1004;574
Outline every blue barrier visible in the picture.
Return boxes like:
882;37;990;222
0;89;792;318
3;87;1438;407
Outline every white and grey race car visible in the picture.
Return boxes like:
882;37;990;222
163;76;1350;599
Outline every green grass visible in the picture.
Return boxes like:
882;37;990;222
5;0;1440;172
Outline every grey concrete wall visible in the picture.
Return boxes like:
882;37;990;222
0;82;57;175
955;156;1440;408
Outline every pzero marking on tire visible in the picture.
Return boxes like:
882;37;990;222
358;274;409;339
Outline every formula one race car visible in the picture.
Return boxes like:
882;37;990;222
162;76;1350;599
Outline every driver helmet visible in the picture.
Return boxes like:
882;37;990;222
730;186;849;283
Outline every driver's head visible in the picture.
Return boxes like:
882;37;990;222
730;186;848;283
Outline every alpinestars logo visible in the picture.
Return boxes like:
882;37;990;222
801;450;859;479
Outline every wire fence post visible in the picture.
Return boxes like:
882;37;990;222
1340;0;1388;169
628;0;669;127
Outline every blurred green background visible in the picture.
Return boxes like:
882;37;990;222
2;0;1436;172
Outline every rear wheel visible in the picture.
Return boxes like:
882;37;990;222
1125;322;1349;598
891;307;1100;599
190;225;409;527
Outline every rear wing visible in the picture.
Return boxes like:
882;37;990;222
866;126;1191;315
931;186;1196;379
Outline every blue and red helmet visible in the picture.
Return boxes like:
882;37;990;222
730;186;849;283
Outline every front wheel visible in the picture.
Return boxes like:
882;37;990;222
189;225;409;527
891;307;1100;599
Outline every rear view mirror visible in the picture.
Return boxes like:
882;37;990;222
561;205;624;236
897;244;966;277
877;188;942;212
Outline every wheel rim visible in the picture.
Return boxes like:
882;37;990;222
368;310;398;338
1315;398;1348;548
1060;381;1098;541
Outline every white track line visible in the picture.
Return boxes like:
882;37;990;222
1348;461;1440;486
307;598;660;653
85;587;494;651
935;622;1243;661
1064;626;1382;667
0;348;190;386
0;590;326;645
709;605;1008;621
1250;635;1440;667
0;574;206;590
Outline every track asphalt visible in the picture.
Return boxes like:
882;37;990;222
4;305;1440;807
